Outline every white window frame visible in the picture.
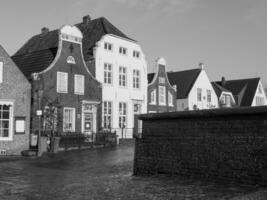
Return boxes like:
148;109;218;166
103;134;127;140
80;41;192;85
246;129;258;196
57;72;68;93
133;69;140;89
150;89;156;105
197;88;202;102
104;63;112;85
159;77;165;84
103;101;112;129
133;50;140;58
104;42;113;51
119;102;127;128
63;107;75;132
0;62;3;83
119;66;127;87
159;86;166;105
74;74;85;95
168;91;173;106
0;101;13;141
119;47;127;55
207;89;211;103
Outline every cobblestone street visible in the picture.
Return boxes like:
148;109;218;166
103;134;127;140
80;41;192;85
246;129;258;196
0;145;265;200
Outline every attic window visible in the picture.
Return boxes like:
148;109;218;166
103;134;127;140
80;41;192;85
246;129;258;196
67;56;76;64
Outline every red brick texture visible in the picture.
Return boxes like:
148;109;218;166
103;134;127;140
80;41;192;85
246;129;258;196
134;106;267;185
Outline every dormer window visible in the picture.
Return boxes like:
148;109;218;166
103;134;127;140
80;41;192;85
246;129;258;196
133;50;140;58
104;42;112;51
119;47;127;55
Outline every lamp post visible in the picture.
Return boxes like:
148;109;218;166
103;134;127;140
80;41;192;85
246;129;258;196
37;89;43;157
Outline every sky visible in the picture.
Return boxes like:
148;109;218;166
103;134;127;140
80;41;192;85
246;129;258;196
1;0;267;84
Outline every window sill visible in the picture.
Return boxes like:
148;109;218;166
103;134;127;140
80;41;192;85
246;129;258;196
57;91;68;94
75;92;84;95
0;137;13;141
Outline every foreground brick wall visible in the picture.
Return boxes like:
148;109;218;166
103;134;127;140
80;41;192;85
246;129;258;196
134;106;267;185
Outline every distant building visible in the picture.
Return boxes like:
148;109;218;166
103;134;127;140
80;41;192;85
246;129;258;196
12;25;102;136
214;77;267;107
79;15;148;138
147;57;176;113
0;45;31;155
167;63;218;111
211;81;236;108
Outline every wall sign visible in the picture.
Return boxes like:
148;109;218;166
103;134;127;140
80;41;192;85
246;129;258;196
15;117;26;134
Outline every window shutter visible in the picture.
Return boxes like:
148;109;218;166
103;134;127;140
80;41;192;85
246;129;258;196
57;72;68;93
75;75;84;95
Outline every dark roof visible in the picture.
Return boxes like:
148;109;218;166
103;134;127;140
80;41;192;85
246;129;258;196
211;82;232;98
147;73;155;84
12;17;134;78
215;78;260;106
167;68;201;99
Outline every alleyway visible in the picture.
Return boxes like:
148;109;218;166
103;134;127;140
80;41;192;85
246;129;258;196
0;145;264;200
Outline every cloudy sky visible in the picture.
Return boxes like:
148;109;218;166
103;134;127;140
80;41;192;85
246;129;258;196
1;0;267;84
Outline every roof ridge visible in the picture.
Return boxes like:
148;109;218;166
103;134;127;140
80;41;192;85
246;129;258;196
167;68;201;74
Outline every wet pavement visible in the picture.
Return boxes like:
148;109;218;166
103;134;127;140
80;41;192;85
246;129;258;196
0;145;265;200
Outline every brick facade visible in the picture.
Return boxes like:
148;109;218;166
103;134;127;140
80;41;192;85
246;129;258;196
134;106;267;185
0;46;31;155
147;58;176;113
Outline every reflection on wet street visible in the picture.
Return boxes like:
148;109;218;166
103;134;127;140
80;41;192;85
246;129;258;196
0;145;261;200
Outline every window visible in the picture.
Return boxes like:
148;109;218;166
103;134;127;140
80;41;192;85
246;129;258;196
168;91;173;106
221;95;226;104
119;102;127;128
0;102;13;140
133;69;140;89
197;88;202;101
63;107;75;132
104;63;112;84
226;95;231;106
258;85;263;94
159;77;165;84
66;56;76;64
150;90;156;104
119;47;127;55
133;50;140;58
207;90;211;103
104;42;112;51
57;72;68;93
256;96;265;106
159;86;166;105
0;62;3;83
119;66;127;87
103;101;112;128
74;74;84;95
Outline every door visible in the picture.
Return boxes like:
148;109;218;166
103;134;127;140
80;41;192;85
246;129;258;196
83;113;93;135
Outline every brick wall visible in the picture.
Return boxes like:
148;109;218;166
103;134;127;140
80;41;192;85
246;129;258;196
134;106;267;185
0;46;31;155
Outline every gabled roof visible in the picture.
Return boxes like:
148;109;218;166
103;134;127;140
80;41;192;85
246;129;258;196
211;82;232;98
167;68;202;99
215;78;260;106
12;17;134;79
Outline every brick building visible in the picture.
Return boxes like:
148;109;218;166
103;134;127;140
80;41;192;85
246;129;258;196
0;45;31;155
12;25;102;136
147;58;176;113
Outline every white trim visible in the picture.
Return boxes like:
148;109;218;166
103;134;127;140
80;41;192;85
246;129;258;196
63;107;75;132
0;100;14;141
0;62;3;83
57;72;68;93
74;74;84;95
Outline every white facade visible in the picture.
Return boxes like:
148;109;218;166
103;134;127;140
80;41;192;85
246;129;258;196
93;34;147;137
177;69;218;111
251;81;267;106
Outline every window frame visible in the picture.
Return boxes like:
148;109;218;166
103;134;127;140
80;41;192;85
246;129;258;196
104;42;113;51
133;69;140;89
119;47;127;55
74;74;85;95
103;101;112;129
119;102;127;128
0;101;13;141
57;72;68;93
150;89;156;105
104;63;113;85
119;66;127;87
197;88;202;102
133;50;140;58
63;107;75;132
168;91;173;106
207;89;211;103
159;86;166;105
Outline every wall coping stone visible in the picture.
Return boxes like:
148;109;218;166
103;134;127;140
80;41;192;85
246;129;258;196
139;106;267;120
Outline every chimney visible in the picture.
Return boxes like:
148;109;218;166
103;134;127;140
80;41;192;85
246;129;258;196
221;76;226;86
41;27;49;35
198;62;204;70
83;15;91;24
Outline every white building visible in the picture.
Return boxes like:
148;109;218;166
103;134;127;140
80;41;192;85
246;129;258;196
168;64;218;111
78;15;148;138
